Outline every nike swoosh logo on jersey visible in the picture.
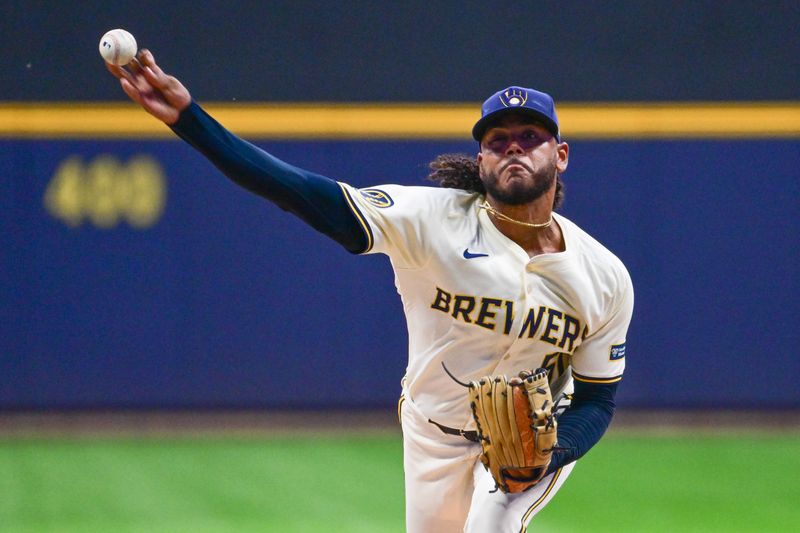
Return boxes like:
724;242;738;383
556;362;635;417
463;249;489;259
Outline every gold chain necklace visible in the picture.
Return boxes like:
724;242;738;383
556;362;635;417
479;201;553;229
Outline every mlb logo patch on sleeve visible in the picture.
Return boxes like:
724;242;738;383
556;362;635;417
610;343;626;360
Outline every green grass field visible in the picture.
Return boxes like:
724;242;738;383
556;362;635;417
1;432;798;532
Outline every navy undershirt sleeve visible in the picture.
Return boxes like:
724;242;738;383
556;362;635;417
546;379;619;474
169;101;369;253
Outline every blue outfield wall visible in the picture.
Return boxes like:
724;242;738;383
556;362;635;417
1;138;798;409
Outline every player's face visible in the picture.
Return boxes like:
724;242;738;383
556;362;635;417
477;116;568;205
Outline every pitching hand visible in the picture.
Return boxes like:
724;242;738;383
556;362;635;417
106;49;191;125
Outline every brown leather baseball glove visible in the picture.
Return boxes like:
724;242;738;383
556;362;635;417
468;368;558;493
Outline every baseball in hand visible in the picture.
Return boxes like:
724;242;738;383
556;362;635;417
99;29;137;65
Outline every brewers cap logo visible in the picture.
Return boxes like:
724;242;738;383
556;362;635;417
499;88;528;108
359;188;394;208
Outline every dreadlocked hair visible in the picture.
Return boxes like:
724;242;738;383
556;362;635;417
427;153;565;209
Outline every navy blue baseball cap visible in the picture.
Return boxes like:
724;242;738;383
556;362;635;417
472;86;560;142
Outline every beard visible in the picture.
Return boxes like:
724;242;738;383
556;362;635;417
481;158;557;206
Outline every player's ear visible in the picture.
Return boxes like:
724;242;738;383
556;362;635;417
476;153;485;178
556;142;569;173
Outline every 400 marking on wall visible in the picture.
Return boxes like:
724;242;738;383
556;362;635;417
44;154;167;229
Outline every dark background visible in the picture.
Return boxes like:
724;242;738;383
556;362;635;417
2;0;799;102
1;1;798;410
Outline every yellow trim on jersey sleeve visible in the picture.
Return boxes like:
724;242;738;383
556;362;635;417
337;183;374;253
571;371;623;384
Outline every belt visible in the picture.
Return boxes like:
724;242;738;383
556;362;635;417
428;419;480;442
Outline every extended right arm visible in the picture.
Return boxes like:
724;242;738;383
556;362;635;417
106;50;368;253
169;102;368;252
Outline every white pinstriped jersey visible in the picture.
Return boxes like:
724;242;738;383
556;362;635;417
340;183;634;429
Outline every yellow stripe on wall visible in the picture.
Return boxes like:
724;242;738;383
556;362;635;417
1;102;798;139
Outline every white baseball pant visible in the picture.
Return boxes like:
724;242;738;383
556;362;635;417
400;394;575;532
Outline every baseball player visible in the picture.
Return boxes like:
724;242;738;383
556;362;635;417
106;50;633;532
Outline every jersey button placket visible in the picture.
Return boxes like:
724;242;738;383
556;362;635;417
522;261;542;347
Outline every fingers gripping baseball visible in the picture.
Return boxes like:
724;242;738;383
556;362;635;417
107;49;191;125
